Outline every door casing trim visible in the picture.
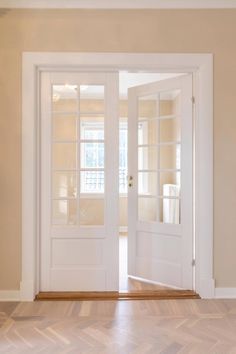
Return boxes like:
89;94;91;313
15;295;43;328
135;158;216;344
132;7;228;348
21;52;214;300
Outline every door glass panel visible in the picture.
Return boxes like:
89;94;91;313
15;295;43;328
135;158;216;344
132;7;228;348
80;198;104;226
138;94;158;120
52;199;77;225
80;85;105;113
159;172;181;197
160;144;180;170
138;197;157;222
52;85;78;112
52;143;77;170
159;117;180;143
159;89;181;117
53;115;77;141
53;172;77;198
138;172;157;195
138;120;159;145
80;117;104;140
80;142;104;168
159;197;180;224
80;171;104;194
138;146;158;170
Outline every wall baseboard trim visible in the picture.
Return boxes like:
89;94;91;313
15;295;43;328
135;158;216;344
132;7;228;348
119;226;128;233
0;290;20;301
215;288;236;299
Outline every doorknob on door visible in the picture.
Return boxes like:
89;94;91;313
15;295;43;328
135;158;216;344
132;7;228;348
128;175;133;187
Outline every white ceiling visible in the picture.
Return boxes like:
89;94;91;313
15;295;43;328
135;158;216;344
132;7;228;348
1;0;236;8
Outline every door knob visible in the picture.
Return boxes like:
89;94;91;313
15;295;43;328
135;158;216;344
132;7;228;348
128;176;133;187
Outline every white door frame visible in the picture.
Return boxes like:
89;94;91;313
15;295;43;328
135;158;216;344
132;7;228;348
21;52;214;300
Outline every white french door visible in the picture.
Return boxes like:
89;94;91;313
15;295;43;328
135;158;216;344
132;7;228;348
40;72;119;291
128;75;193;289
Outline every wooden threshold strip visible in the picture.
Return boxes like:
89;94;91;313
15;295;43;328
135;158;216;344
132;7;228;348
35;290;200;301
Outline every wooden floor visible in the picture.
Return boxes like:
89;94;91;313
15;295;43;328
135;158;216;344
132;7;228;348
1;299;236;353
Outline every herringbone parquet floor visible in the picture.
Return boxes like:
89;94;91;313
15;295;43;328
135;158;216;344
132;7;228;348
1;299;236;353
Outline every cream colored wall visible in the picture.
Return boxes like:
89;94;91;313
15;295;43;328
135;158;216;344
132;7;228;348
0;9;235;289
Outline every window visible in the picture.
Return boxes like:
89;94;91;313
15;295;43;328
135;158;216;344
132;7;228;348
81;121;128;194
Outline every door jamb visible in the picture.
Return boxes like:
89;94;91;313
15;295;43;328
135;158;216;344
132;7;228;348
21;52;214;300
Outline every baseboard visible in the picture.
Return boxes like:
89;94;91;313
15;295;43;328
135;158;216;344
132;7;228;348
119;226;128;233
215;287;236;299
0;290;20;301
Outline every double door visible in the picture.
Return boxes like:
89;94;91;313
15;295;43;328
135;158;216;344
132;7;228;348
40;72;193;291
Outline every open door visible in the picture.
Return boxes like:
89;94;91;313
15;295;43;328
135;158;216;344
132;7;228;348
128;75;193;289
40;72;119;291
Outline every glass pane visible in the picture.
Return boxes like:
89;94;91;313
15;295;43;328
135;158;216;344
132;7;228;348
52;85;78;112
138;94;158;120
52;199;77;225
138;120;159;145
52;143;77;170
138;146;158;170
159;89;181;117
159;198;180;224
53;115;77;141
80;198;104;225
80;117;104;140
138;197;157;222
80;142;104;168
159;117;181;143
80;85;104;113
138;172;157;195
160;144;180;170
53;172;77;198
159;172;181;197
80;171;104;193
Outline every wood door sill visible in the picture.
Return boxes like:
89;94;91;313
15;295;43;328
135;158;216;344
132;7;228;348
35;290;200;301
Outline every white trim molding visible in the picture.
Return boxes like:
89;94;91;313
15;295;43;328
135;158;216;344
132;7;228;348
22;52;214;300
0;290;20;301
1;0;236;9
215;288;236;299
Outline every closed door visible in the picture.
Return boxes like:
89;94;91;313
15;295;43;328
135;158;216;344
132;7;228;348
40;72;119;291
128;75;193;289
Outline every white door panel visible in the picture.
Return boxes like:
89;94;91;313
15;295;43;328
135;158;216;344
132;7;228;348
40;72;119;291
128;75;193;289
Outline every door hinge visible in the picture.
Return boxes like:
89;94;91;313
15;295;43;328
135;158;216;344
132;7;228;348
191;96;195;104
192;259;196;267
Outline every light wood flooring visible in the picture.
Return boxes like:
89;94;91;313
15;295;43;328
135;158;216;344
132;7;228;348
1;299;236;353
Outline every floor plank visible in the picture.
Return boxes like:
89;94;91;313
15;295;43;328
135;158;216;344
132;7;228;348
1;299;236;353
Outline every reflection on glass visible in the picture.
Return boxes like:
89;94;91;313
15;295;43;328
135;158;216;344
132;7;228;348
159;197;180;224
159;172;181;197
80;117;104;140
80;198;104;225
138;146;158;170
159;90;181;117
160;144;180;170
53;172;77;198
138;94;158;120
159;117;180;143
52;143;77;170
138;120;159;145
53;115;77;141
80;85;104;113
80;171;104;193
52;85;78;112
138;197;157;222
52;199;77;225
138;172;157;195
80;142;104;168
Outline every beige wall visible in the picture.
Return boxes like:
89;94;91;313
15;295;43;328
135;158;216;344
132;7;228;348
0;9;236;289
